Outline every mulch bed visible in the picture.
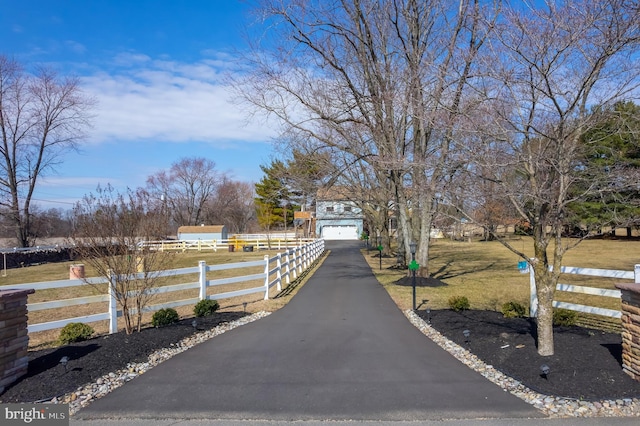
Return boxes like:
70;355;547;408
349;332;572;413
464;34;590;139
2;309;639;404
0;312;247;403
417;309;640;401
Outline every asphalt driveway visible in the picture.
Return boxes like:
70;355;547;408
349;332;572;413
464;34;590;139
74;241;542;422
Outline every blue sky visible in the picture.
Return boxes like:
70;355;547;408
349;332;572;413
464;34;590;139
1;0;277;209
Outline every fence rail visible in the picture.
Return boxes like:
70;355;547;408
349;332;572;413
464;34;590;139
140;237;316;252
529;263;640;318
6;240;324;335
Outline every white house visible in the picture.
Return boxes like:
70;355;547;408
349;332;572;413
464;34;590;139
315;187;363;240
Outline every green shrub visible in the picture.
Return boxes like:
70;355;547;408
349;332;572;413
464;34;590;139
152;308;179;327
502;301;527;318
194;299;219;317
448;296;470;312
58;322;94;345
553;308;578;326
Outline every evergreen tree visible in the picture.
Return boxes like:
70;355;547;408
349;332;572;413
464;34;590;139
568;101;640;235
254;160;295;231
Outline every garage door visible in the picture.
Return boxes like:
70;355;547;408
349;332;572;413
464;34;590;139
322;225;359;240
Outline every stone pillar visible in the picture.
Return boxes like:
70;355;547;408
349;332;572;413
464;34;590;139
0;288;34;394
615;282;640;382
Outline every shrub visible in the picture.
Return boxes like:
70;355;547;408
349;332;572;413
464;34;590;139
194;299;219;317
152;308;179;327
448;296;470;312
58;322;94;344
502;301;527;318
553;308;578;326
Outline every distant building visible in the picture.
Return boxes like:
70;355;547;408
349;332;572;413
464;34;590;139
315;187;363;240
177;225;228;241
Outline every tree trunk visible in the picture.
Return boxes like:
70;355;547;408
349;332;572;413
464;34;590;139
415;190;435;277
395;184;414;268
534;265;555;356
532;222;557;356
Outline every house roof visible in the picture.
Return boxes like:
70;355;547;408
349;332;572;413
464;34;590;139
317;186;359;201
178;225;226;234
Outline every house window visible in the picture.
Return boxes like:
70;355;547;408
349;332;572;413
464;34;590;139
344;206;352;212
325;206;334;212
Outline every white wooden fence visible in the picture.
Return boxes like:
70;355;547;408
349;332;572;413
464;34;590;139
140;237;316;252
529;263;640;318
6;240;324;335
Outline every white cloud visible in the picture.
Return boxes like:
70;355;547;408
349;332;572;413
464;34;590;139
65;40;87;54
112;52;152;66
81;56;277;145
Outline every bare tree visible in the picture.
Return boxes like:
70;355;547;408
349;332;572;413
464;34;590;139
238;0;496;276
30;207;74;238
0;56;94;247
205;178;257;233
146;157;222;229
464;0;640;356
70;185;174;334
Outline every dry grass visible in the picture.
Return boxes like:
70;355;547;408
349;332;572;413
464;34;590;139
364;237;638;321
6;237;636;348
1;248;328;349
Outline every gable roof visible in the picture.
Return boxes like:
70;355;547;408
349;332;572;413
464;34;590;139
317;186;358;201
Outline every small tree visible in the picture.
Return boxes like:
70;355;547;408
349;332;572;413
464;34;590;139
465;0;640;356
70;185;174;334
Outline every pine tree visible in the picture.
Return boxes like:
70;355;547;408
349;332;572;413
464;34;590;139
568;101;640;235
254;160;294;231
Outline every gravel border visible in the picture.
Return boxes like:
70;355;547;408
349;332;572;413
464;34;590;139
405;310;640;418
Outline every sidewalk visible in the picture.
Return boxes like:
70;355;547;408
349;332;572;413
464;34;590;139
74;241;545;422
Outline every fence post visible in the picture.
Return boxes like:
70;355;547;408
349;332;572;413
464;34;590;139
291;249;298;280
529;263;537;318
284;249;291;285
276;253;282;291
297;246;303;275
635;264;640;283
108;271;118;334
199;260;207;300
263;255;270;300
304;243;309;269
213;240;217;252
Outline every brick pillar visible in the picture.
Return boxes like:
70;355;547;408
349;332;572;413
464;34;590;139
615;282;640;382
0;288;34;394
